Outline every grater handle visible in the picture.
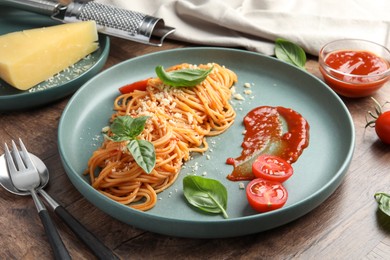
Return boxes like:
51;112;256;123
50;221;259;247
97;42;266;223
1;0;63;16
62;1;175;46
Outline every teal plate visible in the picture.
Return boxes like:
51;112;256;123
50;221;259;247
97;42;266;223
58;47;355;238
0;7;110;111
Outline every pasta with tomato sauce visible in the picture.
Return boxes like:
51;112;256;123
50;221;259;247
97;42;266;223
86;63;237;211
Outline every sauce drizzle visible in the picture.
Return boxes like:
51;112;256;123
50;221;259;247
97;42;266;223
226;106;309;181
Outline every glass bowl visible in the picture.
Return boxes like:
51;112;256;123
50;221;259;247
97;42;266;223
319;39;390;98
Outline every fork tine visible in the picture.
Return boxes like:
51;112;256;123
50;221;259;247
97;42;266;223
4;143;17;173
18;138;36;170
11;140;26;171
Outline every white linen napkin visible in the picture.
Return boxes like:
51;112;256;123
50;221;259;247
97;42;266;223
96;0;390;56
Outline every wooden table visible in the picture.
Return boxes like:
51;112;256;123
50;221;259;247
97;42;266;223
1;37;390;260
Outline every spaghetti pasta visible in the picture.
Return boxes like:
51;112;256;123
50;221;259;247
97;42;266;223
86;63;237;211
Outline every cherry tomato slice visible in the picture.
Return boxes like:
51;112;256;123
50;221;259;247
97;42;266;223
246;178;288;213
119;78;150;94
252;155;293;183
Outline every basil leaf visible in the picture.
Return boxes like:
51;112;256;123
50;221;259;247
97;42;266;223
183;175;228;218
110;116;149;140
155;65;213;87
375;192;390;216
127;139;156;174
275;38;306;69
109;134;129;142
108;115;156;174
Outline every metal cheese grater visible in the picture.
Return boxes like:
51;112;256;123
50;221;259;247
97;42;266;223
1;0;176;46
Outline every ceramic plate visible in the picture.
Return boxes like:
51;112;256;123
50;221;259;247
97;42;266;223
58;47;355;238
0;7;110;111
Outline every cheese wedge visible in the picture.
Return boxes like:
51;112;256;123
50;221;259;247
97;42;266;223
0;21;99;90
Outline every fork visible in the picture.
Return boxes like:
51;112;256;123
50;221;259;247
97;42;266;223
4;139;71;260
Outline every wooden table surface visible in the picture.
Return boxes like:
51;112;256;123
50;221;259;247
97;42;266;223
1;37;390;260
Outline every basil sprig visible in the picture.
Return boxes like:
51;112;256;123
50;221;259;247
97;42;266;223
155;65;213;87
375;192;390;216
275;38;306;69
109;115;156;174
183;175;228;218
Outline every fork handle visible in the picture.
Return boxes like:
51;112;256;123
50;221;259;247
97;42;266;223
39;210;72;260
54;206;119;260
31;191;71;260
38;190;118;260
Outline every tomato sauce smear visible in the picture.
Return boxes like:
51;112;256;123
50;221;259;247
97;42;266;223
226;106;310;181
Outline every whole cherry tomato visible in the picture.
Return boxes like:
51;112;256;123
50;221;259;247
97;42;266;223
252;155;293;183
366;98;390;145
375;111;390;144
246;178;288;213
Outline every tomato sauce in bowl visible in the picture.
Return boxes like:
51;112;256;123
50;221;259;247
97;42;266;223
319;39;390;98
